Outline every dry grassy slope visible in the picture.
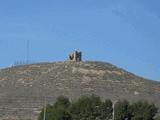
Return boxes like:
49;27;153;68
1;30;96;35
0;61;160;120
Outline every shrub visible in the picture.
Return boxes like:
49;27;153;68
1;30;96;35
114;100;132;120
131;101;158;120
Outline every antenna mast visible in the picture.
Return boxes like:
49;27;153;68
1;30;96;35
26;40;30;64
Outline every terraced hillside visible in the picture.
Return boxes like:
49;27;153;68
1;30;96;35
0;61;160;120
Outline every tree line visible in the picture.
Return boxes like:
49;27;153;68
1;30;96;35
38;95;159;120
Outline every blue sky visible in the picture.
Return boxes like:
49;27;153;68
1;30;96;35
0;0;160;81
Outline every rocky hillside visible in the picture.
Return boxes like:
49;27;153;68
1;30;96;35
0;61;160;120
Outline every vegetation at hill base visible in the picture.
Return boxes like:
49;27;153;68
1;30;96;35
38;95;158;120
155;115;160;120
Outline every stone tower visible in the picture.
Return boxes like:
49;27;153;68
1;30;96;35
68;51;82;62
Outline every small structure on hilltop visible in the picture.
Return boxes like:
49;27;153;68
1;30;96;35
68;51;82;62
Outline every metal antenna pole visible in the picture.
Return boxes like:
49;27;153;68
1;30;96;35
26;40;29;64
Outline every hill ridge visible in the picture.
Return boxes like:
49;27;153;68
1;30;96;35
0;61;159;120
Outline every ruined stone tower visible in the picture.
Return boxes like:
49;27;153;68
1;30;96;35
68;51;82;62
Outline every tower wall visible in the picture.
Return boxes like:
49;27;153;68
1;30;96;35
68;51;82;62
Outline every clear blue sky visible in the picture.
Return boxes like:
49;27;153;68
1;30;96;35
0;0;160;81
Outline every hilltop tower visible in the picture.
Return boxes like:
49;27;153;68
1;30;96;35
68;51;82;62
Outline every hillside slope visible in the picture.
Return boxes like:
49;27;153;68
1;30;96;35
0;61;160;120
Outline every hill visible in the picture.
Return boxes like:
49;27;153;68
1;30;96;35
0;61;160;120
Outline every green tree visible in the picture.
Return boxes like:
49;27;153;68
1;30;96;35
131;101;158;120
100;99;113;120
54;96;71;109
38;96;158;120
114;100;132;120
38;96;71;120
70;95;101;120
70;95;113;120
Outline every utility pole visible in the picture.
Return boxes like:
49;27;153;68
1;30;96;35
43;83;46;120
113;100;117;120
113;102;115;120
43;96;46;120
